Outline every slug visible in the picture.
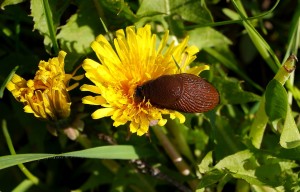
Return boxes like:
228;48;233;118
134;73;219;113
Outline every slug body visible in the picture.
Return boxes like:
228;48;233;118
135;73;219;113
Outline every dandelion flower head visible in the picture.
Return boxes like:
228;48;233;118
6;51;77;121
81;25;208;136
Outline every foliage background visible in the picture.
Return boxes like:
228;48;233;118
0;0;299;191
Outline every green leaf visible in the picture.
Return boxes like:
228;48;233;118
265;79;288;121
231;0;281;73
137;0;212;24
198;151;213;173
1;0;25;10
280;107;300;148
204;47;263;91
197;169;225;189
278;146;300;160
249;96;268;148
214;116;245;160
199;150;299;189
0;66;18;98
56;1;104;71
213;77;261;105
136;0;165;16
30;0;65;53
287;85;300;108
0;146;141;170
0;154;56;170
188;27;232;49
214;150;261;186
62;146;141;159
222;8;239;20
170;0;213;24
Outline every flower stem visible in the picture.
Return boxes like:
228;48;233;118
250;55;297;148
2;119;39;185
152;125;197;190
42;0;59;54
274;55;297;85
165;119;194;163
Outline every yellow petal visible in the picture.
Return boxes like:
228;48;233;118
10;74;26;84
58;51;67;67
6;74;27;92
6;81;16;92
186;65;210;75
113;119;127;127
91;107;115;119
174;111;186;123
82;96;106;105
137;118;149;136
82;58;100;71
158;118;167;126
24;105;34;113
80;84;101;94
71;74;85;81
129;121;138;133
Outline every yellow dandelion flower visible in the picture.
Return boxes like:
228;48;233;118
81;25;209;136
6;51;79;121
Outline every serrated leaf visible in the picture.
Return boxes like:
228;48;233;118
0;146;142;170
136;0;165;16
98;0;136;27
30;0;52;48
188;27;232;49
198;151;213;173
197;169;225;188
213;77;261;105
30;0;65;52
265;79;288;121
170;0;212;24
56;14;95;54
214;150;262;186
280;107;300;148
56;1;103;71
1;0;25;10
137;0;212;24
200;149;298;189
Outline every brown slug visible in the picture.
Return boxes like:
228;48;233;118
134;73;219;113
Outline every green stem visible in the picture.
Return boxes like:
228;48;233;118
250;55;297;148
274;55;297;85
232;0;281;73
185;0;280;30
2;119;39;185
12;179;35;192
0;66;19;98
165;119;194;163
285;8;300;106
204;47;263;91
42;0;59;54
152;125;197;190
